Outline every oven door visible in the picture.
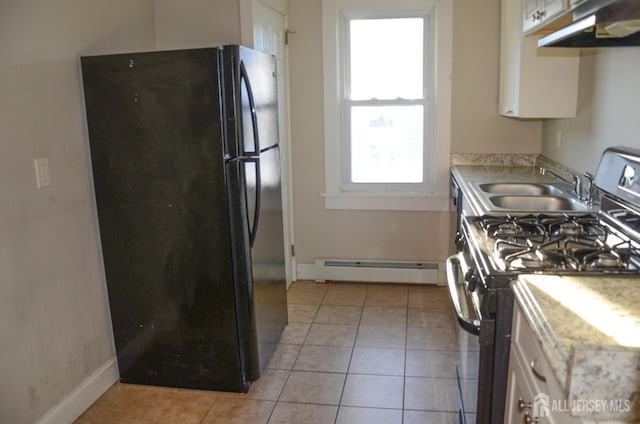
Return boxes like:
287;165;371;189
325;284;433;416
446;253;484;424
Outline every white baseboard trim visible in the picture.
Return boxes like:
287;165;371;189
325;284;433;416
297;263;317;280
35;356;119;424
297;260;446;285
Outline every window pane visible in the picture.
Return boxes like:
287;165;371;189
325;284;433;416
349;18;423;101
350;105;423;183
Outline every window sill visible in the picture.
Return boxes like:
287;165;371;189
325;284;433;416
322;191;451;211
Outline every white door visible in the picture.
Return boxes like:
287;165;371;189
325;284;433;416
252;1;296;288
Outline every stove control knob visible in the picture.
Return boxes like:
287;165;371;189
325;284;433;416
455;233;466;251
464;269;478;292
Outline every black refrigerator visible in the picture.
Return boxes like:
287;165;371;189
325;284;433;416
80;45;288;392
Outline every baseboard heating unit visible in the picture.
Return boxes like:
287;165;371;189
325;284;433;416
302;259;445;285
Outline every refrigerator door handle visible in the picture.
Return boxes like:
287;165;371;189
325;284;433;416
240;61;261;156
243;157;262;248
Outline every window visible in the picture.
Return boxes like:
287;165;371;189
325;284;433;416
322;0;452;211
344;15;428;189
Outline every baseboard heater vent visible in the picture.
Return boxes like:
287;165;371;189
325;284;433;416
311;259;444;285
323;260;438;270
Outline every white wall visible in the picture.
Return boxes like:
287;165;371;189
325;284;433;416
541;48;640;173
154;0;242;50
287;0;544;265
451;0;542;153
0;2;156;423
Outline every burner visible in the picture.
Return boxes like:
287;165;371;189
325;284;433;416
593;252;621;268
519;253;547;269
502;244;580;271
554;222;584;236
481;215;546;238
544;214;608;240
495;223;523;236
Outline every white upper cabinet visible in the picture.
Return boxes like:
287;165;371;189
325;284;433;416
499;0;580;118
522;0;568;34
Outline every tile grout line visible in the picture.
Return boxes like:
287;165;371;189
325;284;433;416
266;318;312;423
282;281;364;424
268;280;324;423
402;287;409;424
196;395;219;424
280;282;456;423
269;295;311;424
331;282;368;424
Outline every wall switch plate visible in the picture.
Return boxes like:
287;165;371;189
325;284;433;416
34;157;51;188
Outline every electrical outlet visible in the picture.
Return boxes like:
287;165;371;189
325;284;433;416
555;128;563;149
34;157;51;188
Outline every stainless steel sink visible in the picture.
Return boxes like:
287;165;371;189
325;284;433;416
488;195;587;211
479;183;563;196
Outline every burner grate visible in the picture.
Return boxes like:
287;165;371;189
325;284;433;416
473;213;640;273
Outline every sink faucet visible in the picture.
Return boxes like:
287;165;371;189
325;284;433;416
574;174;582;200
539;167;581;198
583;172;595;205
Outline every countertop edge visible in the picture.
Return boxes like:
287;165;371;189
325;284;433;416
512;276;640;422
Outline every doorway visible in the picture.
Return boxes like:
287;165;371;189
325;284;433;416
242;0;296;288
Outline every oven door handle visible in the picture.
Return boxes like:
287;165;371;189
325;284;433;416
446;253;481;336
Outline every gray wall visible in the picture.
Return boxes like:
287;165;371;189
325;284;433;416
0;0;251;421
541;48;640;173
0;2;155;423
154;0;242;50
288;0;544;265
452;0;543;154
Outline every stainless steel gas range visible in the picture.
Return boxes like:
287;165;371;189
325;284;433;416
447;147;640;424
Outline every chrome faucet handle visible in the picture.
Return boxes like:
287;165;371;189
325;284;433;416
572;174;582;199
541;167;582;198
583;172;595;204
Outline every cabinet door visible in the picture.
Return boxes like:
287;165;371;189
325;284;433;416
500;0;579;118
522;0;541;33
499;0;519;115
509;304;584;424
523;0;568;34
505;352;535;424
541;0;567;25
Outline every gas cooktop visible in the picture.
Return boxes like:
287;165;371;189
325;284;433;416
471;213;640;273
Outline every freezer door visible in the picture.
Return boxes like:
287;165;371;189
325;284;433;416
223;45;279;157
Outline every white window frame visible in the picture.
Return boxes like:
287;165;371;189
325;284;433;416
341;11;432;193
322;0;452;211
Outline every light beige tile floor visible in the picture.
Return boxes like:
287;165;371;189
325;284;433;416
75;281;468;424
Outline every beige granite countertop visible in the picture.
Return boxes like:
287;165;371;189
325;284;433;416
513;275;640;422
451;153;539;167
450;153;600;216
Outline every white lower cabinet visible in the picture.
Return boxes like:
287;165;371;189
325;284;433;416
505;303;583;424
505;348;541;424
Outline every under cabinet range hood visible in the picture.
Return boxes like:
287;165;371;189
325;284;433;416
538;0;640;47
